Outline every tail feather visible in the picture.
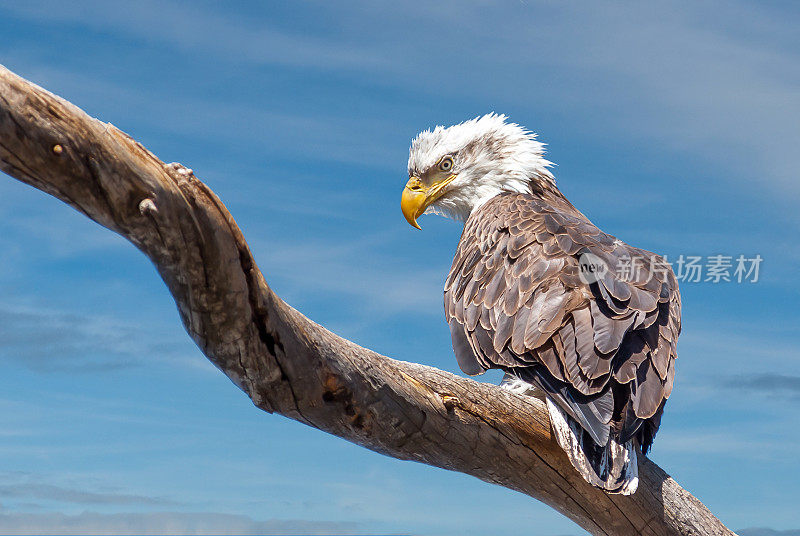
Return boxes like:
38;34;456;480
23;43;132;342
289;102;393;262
501;371;639;494
546;398;638;495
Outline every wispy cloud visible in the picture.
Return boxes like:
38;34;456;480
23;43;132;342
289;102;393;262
252;231;447;320
0;483;178;507
675;322;800;379
0;472;181;511
0;63;400;170
0;511;362;536
654;428;794;459
0;305;187;373
724;374;800;399
0;1;383;72
739;529;800;536
3;0;799;201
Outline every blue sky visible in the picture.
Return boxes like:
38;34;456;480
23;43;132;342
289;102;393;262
0;1;798;535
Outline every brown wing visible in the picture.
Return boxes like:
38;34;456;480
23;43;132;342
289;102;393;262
444;192;681;451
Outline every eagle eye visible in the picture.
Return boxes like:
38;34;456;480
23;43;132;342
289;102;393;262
439;156;454;172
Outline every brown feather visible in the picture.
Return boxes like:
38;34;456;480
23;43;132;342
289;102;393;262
443;192;680;456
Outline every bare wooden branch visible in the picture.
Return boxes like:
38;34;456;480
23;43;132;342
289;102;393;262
0;64;735;536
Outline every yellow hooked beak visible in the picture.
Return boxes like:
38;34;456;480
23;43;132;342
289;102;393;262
400;174;456;230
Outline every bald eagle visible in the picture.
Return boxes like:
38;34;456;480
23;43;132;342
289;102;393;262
401;114;680;494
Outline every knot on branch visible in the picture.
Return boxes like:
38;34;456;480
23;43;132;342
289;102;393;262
323;373;370;432
441;394;461;411
138;198;158;215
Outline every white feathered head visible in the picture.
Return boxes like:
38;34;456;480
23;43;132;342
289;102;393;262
402;113;554;227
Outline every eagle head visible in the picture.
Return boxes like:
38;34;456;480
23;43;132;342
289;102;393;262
401;113;555;228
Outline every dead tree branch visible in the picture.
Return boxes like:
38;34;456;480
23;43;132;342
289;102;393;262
0;64;735;536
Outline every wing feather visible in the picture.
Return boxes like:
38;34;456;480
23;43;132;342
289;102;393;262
444;193;681;453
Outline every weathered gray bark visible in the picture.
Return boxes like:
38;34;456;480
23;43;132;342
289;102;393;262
0;64;735;536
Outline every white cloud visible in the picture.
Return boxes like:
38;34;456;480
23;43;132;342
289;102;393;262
0;483;177;507
654;428;794;459
0;511;361;535
0;1;382;72
4;0;798;199
0;305;173;372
